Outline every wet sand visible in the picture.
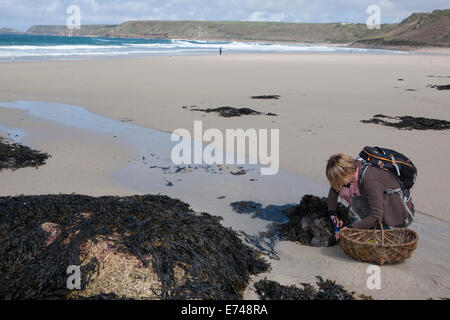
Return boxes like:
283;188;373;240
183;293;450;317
0;53;450;299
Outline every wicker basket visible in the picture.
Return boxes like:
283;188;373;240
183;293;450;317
339;220;418;265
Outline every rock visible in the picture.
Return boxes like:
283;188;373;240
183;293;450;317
40;222;61;248
300;216;312;230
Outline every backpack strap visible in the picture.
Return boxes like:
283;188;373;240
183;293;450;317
384;188;402;195
387;188;415;226
358;160;371;187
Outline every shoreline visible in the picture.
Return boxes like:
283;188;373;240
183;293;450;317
2;45;449;64
3;32;450;57
3;34;450;63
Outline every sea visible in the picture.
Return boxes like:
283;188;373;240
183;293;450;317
0;33;409;61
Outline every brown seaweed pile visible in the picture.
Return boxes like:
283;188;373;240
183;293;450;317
271;195;350;247
361;114;450;130
0;194;269;300
251;95;281;100
182;105;277;117
427;84;450;90
254;277;355;300
0;136;50;170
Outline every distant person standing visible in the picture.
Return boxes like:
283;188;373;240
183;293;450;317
219;47;222;55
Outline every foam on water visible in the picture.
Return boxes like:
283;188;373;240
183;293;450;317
0;33;409;61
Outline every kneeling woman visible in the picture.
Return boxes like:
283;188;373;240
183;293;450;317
326;153;414;239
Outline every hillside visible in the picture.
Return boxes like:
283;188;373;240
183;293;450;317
353;9;450;47
24;10;450;47
107;20;393;43
0;27;23;34
26;21;393;43
26;24;118;37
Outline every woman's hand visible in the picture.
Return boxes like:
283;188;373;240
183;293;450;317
330;216;344;240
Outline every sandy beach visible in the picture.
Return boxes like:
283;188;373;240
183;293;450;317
1;53;449;219
1;52;449;299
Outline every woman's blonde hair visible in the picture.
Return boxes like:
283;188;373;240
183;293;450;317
326;153;357;191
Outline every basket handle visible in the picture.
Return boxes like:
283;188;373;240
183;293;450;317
373;220;385;246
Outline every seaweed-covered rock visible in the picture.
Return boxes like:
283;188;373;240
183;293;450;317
254;276;355;300
0;194;269;300
0;136;50;170
361;114;450;130
274;195;350;247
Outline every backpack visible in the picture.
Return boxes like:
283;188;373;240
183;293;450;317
358;146;416;227
358;146;417;190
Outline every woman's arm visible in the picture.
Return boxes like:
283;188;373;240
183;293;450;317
328;187;344;238
327;187;339;218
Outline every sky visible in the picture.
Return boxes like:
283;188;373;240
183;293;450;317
1;0;449;31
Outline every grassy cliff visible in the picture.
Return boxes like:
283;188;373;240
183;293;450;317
24;9;450;47
0;27;23;34
353;9;450;47
26;24;118;37
107;20;393;43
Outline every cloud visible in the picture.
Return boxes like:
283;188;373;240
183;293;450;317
45;1;61;13
0;0;448;31
248;11;286;22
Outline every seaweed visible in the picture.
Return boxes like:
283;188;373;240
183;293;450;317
427;84;450;90
361;114;450;130
254;276;355;300
182;105;277;117
0;194;269;300
251;95;281;100
239;231;279;261
0;136;50;170
271;195;350;247
232;196;348;248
